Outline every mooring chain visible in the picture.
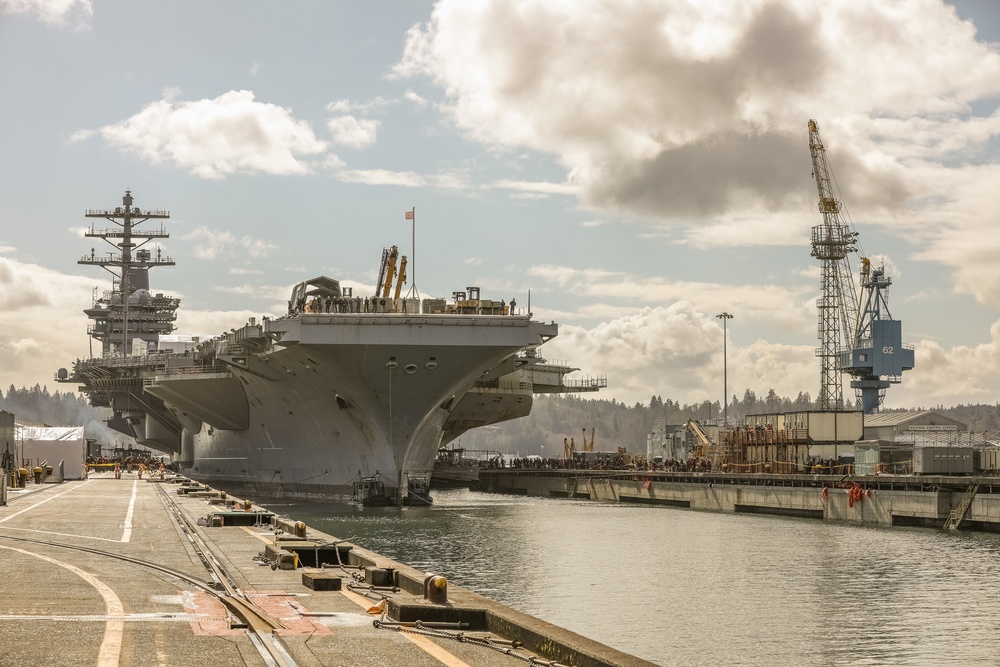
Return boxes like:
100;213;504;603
372;614;569;666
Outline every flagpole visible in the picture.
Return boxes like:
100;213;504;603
406;207;419;304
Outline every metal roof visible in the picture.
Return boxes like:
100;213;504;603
863;410;963;428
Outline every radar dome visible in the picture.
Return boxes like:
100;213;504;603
129;289;151;305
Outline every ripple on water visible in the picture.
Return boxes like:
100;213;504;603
279;489;1000;666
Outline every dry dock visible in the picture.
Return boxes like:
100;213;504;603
475;469;1000;531
0;471;654;667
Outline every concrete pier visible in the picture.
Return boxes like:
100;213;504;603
0;471;655;667
475;469;1000;531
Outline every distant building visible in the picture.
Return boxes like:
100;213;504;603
856;411;985;475
646;421;690;461
863;411;969;444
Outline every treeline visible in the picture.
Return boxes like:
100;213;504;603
0;384;121;444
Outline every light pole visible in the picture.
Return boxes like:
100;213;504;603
716;312;733;426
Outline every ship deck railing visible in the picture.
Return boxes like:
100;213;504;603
475;379;534;391
144;365;231;385
562;375;608;390
274;311;534;325
77;352;175;370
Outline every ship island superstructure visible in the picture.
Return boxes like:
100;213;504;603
59;191;605;503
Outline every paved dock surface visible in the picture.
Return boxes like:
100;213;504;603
0;473;655;667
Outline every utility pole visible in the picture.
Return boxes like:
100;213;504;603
717;312;733;426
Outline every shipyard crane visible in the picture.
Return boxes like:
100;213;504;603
807;120;914;413
809;119;859;411
841;258;915;413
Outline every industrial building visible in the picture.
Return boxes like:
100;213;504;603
862;410;970;443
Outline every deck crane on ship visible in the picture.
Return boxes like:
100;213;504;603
808;120;914;413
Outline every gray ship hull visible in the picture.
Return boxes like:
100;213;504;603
145;313;555;499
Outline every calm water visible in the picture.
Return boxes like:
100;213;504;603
264;489;1000;666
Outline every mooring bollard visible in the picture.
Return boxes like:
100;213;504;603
424;574;448;604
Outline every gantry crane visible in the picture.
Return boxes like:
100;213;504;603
841;258;915;413
808;120;914;413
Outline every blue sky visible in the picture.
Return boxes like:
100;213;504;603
2;0;1000;411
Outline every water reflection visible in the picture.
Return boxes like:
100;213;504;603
274;489;1000;666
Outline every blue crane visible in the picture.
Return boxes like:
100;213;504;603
839;258;915;414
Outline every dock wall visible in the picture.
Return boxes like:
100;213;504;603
475;470;1000;531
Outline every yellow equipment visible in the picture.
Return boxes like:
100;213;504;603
381;246;399;298
394;256;408;301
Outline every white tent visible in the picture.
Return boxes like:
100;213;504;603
19;426;86;480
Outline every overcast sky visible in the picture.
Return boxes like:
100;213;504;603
2;0;1000;413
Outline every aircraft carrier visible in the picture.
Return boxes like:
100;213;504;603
58;191;605;504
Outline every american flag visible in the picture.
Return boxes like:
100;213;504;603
405;210;413;220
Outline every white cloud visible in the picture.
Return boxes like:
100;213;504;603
0;257;96;391
99;90;329;179
904;162;1000;308
326;97;394;114
889;322;1000;408
404;90;429;109
527;263;814;333
0;0;92;27
327;115;380;149
334;168;471;190
542;303;817;406
68;129;94;143
493;179;579;196
393;0;1000;233
181;226;277;260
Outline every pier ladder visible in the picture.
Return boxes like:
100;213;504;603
944;483;980;530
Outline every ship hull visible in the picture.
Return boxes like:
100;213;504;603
150;314;555;500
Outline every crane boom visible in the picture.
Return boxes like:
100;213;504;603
393;256;408;301
381;245;399;299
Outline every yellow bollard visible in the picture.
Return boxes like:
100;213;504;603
427;576;448;604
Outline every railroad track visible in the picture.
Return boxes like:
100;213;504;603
0;486;298;667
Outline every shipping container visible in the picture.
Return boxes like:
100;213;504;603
913;446;974;475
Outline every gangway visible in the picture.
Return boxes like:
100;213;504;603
944;483;979;530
